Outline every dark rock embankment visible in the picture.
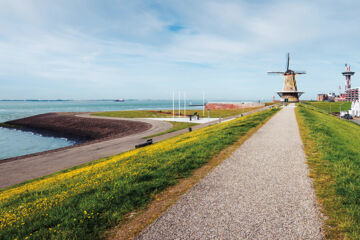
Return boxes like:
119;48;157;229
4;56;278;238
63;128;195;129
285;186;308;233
4;112;152;143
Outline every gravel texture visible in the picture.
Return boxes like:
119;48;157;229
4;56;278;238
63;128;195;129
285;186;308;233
137;105;323;240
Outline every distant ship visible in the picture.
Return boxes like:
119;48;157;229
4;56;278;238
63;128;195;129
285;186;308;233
114;99;125;102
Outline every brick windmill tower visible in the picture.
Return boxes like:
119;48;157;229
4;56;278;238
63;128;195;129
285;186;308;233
268;53;305;102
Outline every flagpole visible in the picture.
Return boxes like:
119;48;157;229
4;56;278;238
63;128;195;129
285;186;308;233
202;91;205;116
178;91;180;118
184;92;186;117
172;90;175;119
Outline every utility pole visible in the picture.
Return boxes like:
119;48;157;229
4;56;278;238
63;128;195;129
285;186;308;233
340;102;346;115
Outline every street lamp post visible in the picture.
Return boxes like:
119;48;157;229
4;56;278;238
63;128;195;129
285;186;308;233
340;102;347;116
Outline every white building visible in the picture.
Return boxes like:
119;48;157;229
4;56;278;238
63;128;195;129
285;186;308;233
328;92;336;100
349;100;360;117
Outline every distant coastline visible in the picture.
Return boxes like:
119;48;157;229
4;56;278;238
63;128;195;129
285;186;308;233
0;99;73;102
0;99;271;102
0;99;263;160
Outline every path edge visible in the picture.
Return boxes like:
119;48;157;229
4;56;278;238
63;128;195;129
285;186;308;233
295;105;330;239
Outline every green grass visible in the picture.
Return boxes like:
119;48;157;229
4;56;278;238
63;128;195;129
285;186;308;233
92;107;262;119
264;102;275;106
0;123;21;128
0;108;279;240
304;101;351;113
144;121;198;139
93;110;170;118
296;104;360;239
172;108;262;118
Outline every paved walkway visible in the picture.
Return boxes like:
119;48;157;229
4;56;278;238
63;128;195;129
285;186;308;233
352;118;360;125
138;105;323;239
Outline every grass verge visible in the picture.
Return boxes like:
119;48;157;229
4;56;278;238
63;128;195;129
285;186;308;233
92;107;261;119
144;121;198;139
0;108;279;240
0;123;21;129
93;110;168;118
303;101;351;113
296;104;360;239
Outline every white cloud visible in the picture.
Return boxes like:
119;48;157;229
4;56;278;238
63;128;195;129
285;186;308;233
1;0;360;99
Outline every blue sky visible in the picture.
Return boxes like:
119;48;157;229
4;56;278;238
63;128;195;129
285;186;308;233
1;0;360;100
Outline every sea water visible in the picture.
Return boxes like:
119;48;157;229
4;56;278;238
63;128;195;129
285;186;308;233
0;100;206;160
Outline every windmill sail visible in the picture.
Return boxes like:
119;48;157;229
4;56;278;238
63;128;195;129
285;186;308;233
267;71;285;75
286;53;290;72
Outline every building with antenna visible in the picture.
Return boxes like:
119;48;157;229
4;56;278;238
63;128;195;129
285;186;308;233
342;64;354;91
345;88;359;101
317;64;359;102
342;64;359;101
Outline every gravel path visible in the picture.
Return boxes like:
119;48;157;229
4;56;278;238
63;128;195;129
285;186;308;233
137;105;323;240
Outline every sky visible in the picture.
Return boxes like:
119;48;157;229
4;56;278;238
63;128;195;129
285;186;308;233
1;0;360;100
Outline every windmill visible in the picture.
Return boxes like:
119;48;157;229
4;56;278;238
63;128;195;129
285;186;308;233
268;53;305;102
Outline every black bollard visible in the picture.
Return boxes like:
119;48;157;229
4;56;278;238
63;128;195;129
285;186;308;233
135;139;153;148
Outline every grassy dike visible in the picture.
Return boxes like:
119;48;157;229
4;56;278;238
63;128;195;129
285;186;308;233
296;104;360;239
93;107;261;119
0;108;279;240
304;101;351;113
